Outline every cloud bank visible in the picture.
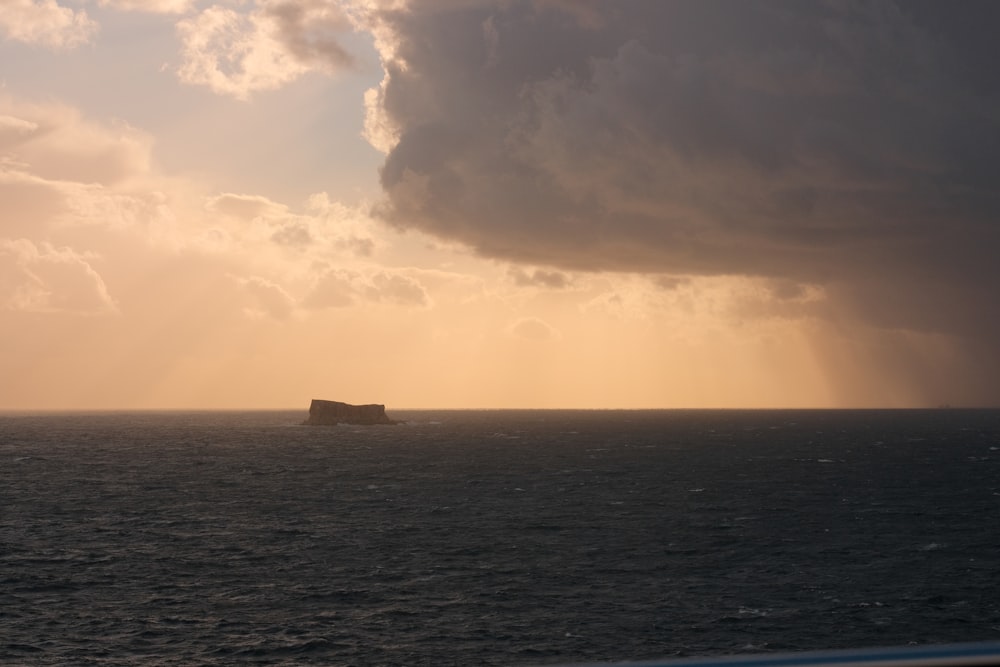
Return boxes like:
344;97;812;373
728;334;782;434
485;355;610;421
367;1;1000;357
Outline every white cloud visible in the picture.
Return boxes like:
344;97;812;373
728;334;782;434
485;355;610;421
207;192;287;220
0;98;226;274
204;191;378;260
98;0;192;14
176;0;354;99
303;267;356;308
0;114;39;137
0;166;176;242
362;79;396;154
0;99;152;186
0;238;117;314
177;5;303;100
238;274;296;319
303;266;428;310
0;168;67;236
365;270;427;306
0;0;97;49
507;316;558;341
270;222;312;248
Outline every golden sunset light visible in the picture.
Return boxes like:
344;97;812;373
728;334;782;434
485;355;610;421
5;4;1000;665
2;0;997;410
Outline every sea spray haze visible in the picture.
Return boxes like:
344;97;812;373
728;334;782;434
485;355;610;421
3;409;1000;665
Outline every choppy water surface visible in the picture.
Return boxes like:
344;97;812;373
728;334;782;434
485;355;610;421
3;409;1000;665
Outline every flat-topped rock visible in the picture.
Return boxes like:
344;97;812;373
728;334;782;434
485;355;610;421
305;399;398;425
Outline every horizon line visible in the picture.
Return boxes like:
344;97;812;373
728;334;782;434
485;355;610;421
1;405;996;414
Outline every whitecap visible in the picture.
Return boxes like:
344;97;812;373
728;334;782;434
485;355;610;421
738;606;769;617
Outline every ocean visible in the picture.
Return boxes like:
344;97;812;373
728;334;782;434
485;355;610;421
2;409;999;666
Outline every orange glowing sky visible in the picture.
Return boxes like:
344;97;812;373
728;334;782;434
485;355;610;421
1;1;998;409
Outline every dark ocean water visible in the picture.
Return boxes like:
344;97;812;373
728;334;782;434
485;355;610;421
2;409;1000;666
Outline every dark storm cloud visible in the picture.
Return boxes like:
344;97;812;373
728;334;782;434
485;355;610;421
370;1;1000;350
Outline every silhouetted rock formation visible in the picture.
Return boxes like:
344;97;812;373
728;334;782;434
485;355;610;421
305;399;398;425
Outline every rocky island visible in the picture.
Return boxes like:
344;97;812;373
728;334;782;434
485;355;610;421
305;399;398;426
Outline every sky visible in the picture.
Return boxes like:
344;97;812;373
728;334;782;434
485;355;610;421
1;0;998;410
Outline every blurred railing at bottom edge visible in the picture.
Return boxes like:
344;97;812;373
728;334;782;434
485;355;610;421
527;641;1000;667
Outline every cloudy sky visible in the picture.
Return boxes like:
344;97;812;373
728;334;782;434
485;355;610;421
2;0;998;409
